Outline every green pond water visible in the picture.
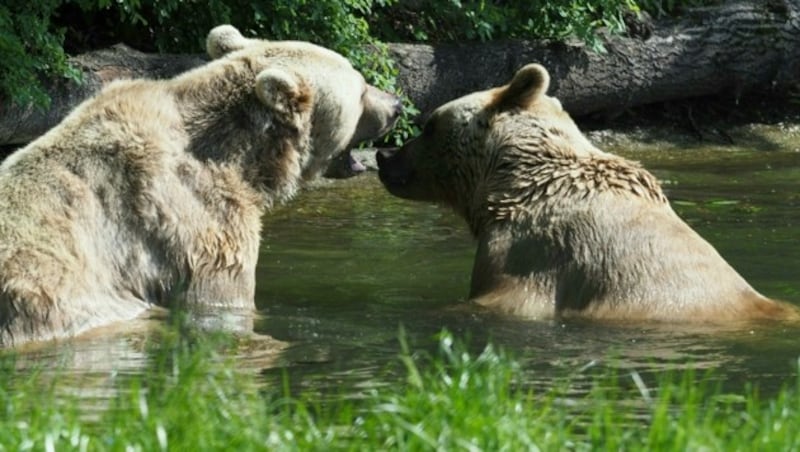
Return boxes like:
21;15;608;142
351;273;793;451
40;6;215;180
10;126;800;404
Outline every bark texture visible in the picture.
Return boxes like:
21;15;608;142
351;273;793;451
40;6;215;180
0;46;205;145
393;0;800;118
1;0;798;145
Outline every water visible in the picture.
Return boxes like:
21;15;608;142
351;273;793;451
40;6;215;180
9;130;800;403
255;152;800;397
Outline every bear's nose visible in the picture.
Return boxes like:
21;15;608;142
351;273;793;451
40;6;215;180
376;147;398;165
376;147;413;188
391;98;403;118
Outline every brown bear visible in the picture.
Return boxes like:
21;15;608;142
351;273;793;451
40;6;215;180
377;63;798;324
0;25;401;346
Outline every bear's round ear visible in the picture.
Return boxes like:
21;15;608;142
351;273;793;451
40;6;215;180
206;25;253;59
255;68;313;118
491;63;550;110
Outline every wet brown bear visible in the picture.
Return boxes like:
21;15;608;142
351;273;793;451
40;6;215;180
0;25;401;346
377;63;798;324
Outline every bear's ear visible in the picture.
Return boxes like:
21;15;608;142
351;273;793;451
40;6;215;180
255;68;313;118
491;63;550;110
206;25;253;59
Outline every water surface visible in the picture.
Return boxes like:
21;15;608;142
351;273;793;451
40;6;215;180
255;145;800;397
11;132;800;403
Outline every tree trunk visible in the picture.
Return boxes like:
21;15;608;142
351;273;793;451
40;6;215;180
1;0;798;146
393;0;800;118
0;45;205;146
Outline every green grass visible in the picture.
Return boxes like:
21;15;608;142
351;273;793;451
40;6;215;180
1;327;799;451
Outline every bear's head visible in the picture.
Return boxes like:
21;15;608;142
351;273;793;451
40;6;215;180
376;63;604;234
203;25;402;182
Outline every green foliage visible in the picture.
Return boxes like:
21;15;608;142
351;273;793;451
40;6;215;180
2;328;800;450
0;1;81;108
371;0;640;52
2;0;417;144
1;0;719;142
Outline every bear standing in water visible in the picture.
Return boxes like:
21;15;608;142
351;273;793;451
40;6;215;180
377;63;798;324
0;25;401;346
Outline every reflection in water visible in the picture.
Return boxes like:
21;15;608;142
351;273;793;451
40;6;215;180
9;310;289;417
7;145;800;406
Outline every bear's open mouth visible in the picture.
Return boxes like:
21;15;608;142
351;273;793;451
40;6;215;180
324;150;368;179
349;153;367;173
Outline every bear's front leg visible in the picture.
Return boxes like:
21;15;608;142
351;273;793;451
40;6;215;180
179;265;258;335
174;214;261;311
183;266;256;309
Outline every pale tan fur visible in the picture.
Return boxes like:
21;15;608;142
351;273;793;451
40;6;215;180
377;63;799;324
0;25;401;346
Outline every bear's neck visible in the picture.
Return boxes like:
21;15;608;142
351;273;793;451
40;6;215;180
171;64;310;207
469;223;562;316
480;148;668;231
468;150;670;314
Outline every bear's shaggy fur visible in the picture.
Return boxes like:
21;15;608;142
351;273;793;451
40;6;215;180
0;25;401;346
377;63;798;324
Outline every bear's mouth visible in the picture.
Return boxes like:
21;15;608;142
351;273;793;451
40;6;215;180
349;153;367;173
324;150;368;179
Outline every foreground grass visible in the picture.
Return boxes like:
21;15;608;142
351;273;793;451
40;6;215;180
1;329;799;451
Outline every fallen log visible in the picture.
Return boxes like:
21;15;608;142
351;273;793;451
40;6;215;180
393;0;800;118
0;46;205;146
1;0;798;146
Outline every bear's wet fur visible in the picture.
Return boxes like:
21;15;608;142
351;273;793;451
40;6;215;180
377;63;798;324
0;25;401;346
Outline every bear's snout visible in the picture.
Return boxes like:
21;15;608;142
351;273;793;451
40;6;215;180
373;88;402;117
376;147;413;188
376;93;403;133
391;98;403;119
